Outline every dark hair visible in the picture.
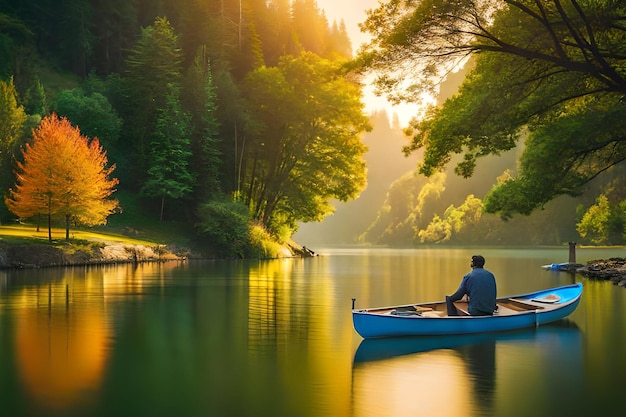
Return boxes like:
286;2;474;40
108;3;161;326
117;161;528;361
472;255;485;268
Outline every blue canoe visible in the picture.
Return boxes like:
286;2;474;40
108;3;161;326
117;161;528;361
352;283;583;339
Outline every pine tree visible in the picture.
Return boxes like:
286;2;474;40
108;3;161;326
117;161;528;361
122;16;183;184
140;83;194;221
182;47;222;200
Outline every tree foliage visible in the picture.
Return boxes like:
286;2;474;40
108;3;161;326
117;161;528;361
0;77;26;153
196;198;251;258
182;47;222;200
417;194;483;243
240;52;370;235
5;114;119;241
576;194;626;245
122;16;183;181
0;77;28;213
357;0;626;217
51;86;122;148
141;83;194;221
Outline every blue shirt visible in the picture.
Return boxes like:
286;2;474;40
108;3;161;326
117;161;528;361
448;267;497;315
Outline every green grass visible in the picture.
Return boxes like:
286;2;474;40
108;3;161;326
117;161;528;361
0;191;196;248
0;224;158;246
98;189;195;246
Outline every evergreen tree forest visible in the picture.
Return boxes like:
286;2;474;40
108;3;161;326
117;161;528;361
0;0;367;257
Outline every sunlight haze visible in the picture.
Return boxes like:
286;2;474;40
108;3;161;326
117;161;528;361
315;0;379;49
315;0;420;127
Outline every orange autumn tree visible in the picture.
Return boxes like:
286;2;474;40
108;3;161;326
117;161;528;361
5;114;119;241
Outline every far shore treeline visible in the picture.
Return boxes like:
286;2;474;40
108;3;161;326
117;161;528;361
1;1;626;257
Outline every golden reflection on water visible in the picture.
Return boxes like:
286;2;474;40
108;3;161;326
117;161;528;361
353;351;471;416
9;262;187;411
13;270;111;410
248;257;353;416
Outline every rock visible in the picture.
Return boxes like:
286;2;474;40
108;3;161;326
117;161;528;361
0;242;183;269
578;257;626;287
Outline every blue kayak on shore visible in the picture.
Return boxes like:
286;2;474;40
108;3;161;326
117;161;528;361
352;283;583;339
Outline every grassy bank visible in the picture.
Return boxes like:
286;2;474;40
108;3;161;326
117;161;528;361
0;224;158;246
0;223;187;269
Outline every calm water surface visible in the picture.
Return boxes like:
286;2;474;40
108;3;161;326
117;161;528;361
1;247;625;417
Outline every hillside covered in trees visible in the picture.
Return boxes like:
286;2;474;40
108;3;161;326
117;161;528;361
0;0;369;257
350;0;626;247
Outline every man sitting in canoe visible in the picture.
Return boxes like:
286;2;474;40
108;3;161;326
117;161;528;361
446;255;497;316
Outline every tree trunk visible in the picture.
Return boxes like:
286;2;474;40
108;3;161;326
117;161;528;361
47;210;52;242
47;196;52;242
160;196;165;221
66;214;70;241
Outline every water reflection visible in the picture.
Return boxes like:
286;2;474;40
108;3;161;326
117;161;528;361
1;262;185;414
352;322;582;417
7;269;112;413
1;247;622;417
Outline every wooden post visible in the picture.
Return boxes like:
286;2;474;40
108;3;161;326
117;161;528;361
568;242;576;263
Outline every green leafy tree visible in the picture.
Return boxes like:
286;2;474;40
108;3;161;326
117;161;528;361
196;198;251;258
0;76;26;154
356;0;626;217
140;83;194;221
577;195;612;244
417;214;451;244
51;87;122;148
0;76;27;221
577;195;626;245
417;194;483;244
240;52;370;236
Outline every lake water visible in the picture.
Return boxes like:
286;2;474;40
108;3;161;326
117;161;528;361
1;246;625;417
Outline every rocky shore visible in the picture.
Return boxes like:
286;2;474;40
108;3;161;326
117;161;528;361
0;242;184;269
558;258;626;288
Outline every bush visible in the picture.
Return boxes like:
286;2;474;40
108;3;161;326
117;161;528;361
247;224;284;258
196;198;290;259
196;199;251;258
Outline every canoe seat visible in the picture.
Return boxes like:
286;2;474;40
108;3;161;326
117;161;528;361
453;302;470;316
504;298;544;311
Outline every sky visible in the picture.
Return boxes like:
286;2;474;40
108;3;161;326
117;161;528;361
315;0;420;126
315;0;380;50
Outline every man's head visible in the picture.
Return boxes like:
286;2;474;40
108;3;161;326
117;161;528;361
471;255;485;268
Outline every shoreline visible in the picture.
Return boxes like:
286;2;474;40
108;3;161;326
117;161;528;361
2;242;625;283
0;242;185;269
